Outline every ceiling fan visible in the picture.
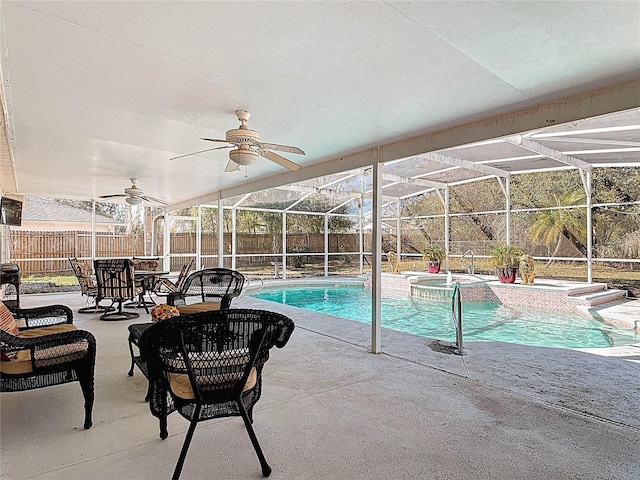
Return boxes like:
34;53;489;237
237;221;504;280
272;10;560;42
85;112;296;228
171;110;304;172
99;178;170;206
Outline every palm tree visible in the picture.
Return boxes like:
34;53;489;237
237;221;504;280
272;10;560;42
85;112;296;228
529;190;587;266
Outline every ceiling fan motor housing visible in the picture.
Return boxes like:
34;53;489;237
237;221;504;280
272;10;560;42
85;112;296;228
225;127;261;145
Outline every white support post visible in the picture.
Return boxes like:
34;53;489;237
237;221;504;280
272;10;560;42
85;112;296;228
396;200;401;264
581;169;593;283
444;189;450;272
164;213;171;269
91;200;96;263
371;150;382;354
217;199;224;268
359;197;364;274
324;214;329;277
196;205;202;269
282;212;287;279
496;177;511;244
231;207;237;270
506;178;511;245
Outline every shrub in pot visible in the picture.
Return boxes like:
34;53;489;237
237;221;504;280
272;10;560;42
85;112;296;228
486;243;523;283
422;244;446;274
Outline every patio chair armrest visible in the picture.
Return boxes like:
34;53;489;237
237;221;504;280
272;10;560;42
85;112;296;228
1;328;96;368
10;304;74;329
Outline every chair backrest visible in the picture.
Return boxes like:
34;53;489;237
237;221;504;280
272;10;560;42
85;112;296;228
174;258;196;291
175;268;245;309
69;257;96;294
142;308;294;415
94;259;136;301
132;257;161;272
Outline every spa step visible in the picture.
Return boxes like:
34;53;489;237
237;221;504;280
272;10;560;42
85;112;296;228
568;288;627;306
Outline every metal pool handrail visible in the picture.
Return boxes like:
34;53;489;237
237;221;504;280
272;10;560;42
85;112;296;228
451;281;466;355
239;276;265;297
460;250;475;275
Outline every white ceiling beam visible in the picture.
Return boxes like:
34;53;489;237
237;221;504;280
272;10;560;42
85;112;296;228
420;152;510;178
504;135;592;171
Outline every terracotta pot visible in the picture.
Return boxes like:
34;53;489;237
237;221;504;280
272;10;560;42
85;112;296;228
497;270;516;283
427;261;440;274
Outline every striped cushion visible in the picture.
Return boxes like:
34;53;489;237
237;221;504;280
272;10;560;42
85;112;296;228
0;300;20;361
0;300;19;336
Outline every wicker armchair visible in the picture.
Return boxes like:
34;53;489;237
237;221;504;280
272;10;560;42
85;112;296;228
94;258;141;320
166;268;245;312
0;301;96;429
127;267;243;382
140;308;295;479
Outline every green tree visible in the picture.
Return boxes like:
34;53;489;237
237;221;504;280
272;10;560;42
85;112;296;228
529;190;587;266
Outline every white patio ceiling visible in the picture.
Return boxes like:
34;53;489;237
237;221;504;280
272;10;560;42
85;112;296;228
1;1;639;210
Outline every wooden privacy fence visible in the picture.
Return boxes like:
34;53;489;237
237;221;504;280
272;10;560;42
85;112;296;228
10;231;145;275
10;230;363;275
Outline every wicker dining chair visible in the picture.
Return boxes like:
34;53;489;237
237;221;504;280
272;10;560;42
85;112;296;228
94;259;141;320
153;258;195;297
140;308;295;480
68;257;112;314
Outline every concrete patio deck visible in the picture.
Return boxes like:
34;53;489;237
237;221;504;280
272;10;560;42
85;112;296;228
1;291;639;480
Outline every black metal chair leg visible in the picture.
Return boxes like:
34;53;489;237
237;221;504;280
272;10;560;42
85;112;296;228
160;415;168;440
172;408;201;480
77;367;94;429
127;340;136;376
238;401;272;477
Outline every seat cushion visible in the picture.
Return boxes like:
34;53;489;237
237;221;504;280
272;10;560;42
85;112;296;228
177;302;221;315
167;367;257;400
1;324;88;375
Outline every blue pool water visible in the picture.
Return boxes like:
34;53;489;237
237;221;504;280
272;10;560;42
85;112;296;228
252;285;638;349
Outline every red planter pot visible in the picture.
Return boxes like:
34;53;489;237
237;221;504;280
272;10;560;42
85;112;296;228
497;270;517;283
427;261;441;274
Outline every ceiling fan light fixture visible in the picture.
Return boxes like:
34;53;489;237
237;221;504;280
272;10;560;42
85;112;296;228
229;149;259;166
126;196;142;206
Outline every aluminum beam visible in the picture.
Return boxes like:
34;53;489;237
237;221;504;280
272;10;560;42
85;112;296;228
504;136;592;171
421;152;510;178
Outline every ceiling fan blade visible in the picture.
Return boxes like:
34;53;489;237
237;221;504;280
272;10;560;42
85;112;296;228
170;145;231;161
258;142;305;155
141;195;171;206
201;138;235;144
225;159;240;173
99;194;127;199
261;150;302;171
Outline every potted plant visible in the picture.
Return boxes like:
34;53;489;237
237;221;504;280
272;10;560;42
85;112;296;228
422;244;446;274
486;242;524;283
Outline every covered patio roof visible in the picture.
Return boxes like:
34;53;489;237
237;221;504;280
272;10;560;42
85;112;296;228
0;1;638;208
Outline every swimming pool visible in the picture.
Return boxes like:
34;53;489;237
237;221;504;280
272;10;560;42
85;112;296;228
251;285;638;349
